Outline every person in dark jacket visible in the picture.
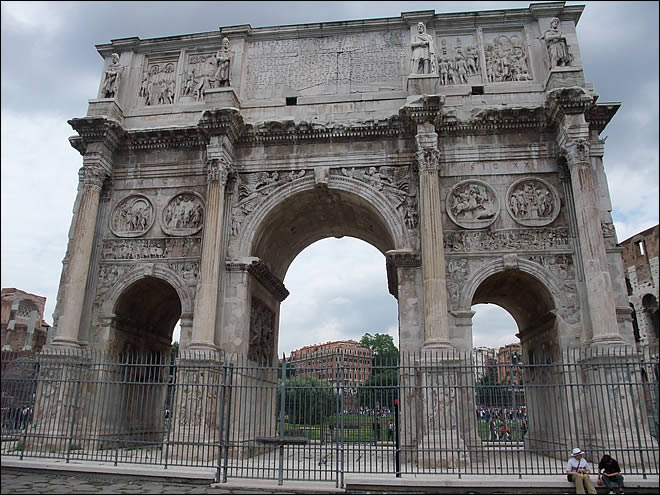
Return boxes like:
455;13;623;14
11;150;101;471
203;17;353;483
597;454;624;494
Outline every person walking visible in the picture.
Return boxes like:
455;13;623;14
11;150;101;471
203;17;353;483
566;447;597;494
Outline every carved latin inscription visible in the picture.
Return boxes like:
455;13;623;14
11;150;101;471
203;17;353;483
162;193;204;236
245;32;405;99
110;195;154;237
506;178;560;227
446;180;499;229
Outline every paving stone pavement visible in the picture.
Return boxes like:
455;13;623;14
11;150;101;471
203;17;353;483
0;468;339;494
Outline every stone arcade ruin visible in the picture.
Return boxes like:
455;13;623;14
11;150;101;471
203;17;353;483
41;2;655;467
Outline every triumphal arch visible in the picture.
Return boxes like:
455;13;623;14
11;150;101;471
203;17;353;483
43;2;652;466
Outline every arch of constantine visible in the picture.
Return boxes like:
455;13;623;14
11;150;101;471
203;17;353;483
36;2;657;474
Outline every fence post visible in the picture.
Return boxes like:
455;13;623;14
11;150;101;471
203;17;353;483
65;353;84;463
114;353;129;467
222;362;234;483
394;397;401;477
163;354;176;470
215;361;228;483
277;355;287;486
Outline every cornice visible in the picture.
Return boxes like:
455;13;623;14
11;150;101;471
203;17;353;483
124;127;206;152
438;106;550;136
240;115;407;144
545;87;596;120
399;95;445;131
585;102;620;135
198;108;246;144
68;117;125;154
226;258;289;302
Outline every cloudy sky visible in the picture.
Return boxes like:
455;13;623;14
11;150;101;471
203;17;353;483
1;1;658;355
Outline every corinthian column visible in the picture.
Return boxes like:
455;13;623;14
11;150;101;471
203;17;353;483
189;137;233;352
562;137;623;345
52;162;109;348
416;124;452;349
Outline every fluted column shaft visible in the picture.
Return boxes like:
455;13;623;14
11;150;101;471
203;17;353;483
189;137;232;351
52;163;109;347
563;137;622;344
416;130;452;349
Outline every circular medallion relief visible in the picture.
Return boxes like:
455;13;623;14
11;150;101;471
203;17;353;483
506;177;560;227
446;179;500;229
162;192;205;236
110;195;154;237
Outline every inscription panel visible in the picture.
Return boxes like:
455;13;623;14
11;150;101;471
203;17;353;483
245;32;407;99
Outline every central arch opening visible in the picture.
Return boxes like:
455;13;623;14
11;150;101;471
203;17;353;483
246;185;403;364
279;237;398;355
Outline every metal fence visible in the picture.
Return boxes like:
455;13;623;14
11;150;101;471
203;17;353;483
2;346;658;486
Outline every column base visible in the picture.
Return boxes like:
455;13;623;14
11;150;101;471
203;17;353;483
185;342;221;360
422;338;454;350
46;337;82;350
589;334;628;348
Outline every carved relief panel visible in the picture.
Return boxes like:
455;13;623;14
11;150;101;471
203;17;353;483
248;297;275;365
506;177;560;227
138;55;179;106
231;169;308;237
483;32;533;82
446;179;499;229
110;195;155;237
436;35;481;86
162;192;204;236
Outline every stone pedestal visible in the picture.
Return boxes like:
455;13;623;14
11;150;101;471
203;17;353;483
406;75;439;96
167;351;224;462
544;67;585;91
204;87;240;108
416;353;479;469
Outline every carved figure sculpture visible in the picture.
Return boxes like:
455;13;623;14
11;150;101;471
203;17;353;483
540;17;572;68
101;53;122;99
410;22;436;75
212;37;232;88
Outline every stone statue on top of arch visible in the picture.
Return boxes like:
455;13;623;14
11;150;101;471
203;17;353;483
410;22;437;75
101;53;123;99
538;17;573;68
210;37;232;88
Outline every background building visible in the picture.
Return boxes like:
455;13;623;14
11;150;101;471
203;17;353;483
1;288;50;353
472;346;497;383
289;340;373;390
496;343;522;385
620;225;659;349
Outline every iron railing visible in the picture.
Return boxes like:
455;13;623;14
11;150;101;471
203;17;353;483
2;346;658;487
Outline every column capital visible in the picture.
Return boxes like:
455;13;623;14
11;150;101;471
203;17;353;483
207;158;234;185
560;137;591;170
416;147;441;172
78;161;110;190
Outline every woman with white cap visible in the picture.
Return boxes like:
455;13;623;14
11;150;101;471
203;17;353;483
566;447;597;494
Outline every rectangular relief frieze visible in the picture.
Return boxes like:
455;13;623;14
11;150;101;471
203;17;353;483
443;227;570;253
101;237;201;260
138;54;180;106
482;30;533;83
435;34;482;86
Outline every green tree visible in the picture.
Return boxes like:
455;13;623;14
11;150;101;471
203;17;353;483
358;333;399;410
359;333;398;366
276;375;336;425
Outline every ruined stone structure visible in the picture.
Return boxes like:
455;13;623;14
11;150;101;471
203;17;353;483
620;224;660;348
43;2;655;466
1;288;50;353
